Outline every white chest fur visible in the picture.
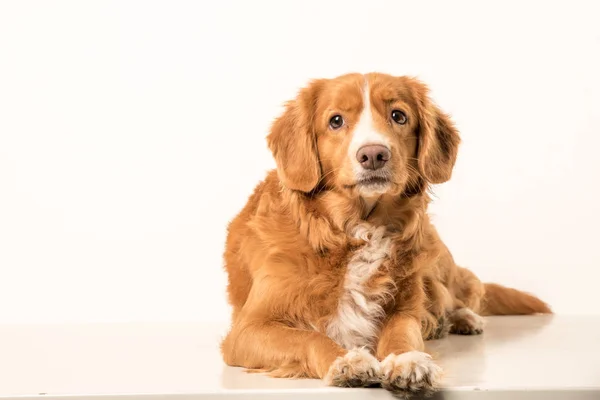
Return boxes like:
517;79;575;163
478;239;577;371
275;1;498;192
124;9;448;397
325;224;393;349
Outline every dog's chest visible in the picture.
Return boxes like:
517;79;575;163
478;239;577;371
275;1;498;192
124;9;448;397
325;225;395;350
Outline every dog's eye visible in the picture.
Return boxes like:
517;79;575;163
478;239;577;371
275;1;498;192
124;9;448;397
329;115;344;130
391;110;407;125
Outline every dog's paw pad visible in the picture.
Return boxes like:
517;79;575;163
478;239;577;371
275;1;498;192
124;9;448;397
381;351;442;397
325;347;381;387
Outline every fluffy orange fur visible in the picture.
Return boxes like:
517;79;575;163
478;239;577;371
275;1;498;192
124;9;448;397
221;73;551;397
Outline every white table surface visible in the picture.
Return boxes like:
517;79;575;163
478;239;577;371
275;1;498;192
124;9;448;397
1;316;599;400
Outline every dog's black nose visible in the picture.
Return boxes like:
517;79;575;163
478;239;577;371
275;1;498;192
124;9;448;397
356;145;391;170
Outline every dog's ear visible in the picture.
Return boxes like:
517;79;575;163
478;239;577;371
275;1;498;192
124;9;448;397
411;79;461;184
267;80;323;192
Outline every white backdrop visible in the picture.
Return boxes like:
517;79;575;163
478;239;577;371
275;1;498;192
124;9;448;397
0;0;598;323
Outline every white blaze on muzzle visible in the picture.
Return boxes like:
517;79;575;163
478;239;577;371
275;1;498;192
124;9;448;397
347;81;391;174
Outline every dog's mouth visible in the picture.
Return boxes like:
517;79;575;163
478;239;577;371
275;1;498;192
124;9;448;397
344;172;392;190
356;176;390;187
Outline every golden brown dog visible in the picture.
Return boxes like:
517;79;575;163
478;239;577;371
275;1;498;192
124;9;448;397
221;72;551;397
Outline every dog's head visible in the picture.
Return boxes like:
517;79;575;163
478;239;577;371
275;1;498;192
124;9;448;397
267;73;460;198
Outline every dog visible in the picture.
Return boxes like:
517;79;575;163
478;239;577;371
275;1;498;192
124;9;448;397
220;72;551;398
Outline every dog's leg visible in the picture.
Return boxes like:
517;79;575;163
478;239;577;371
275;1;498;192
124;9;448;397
221;320;381;387
376;313;442;399
448;307;485;335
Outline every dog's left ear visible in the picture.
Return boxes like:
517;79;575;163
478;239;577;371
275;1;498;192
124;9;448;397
411;80;461;184
267;80;323;192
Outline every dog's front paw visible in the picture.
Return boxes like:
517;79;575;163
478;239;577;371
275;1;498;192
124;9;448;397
324;347;381;387
381;351;442;398
449;308;485;335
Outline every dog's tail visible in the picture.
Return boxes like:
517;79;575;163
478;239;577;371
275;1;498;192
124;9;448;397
480;283;552;316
